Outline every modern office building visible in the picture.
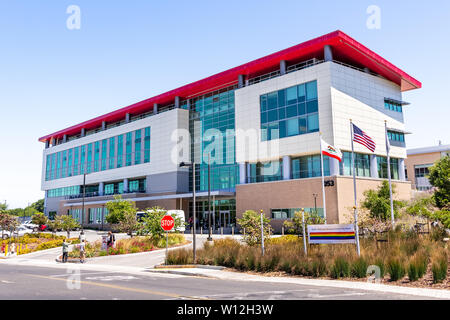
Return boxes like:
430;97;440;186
405;143;450;191
39;30;421;231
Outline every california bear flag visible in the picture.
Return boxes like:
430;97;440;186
321;139;342;162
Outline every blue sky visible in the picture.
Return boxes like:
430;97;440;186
0;1;449;208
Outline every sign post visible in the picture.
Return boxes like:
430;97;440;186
161;215;175;265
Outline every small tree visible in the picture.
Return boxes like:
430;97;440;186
105;196;136;225
118;210;140;237
0;213;19;238
361;180;404;220
31;212;48;231
60;215;80;239
47;216;64;238
294;210;325;235
139;207;183;240
237;210;272;246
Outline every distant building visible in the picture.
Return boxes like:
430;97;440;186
405;144;450;191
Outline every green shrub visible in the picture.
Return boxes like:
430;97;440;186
431;251;448;283
408;251;428;282
330;256;350;279
374;258;386;278
311;258;327;277
351;257;369;278
387;258;406;281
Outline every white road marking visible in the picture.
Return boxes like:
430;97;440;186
1;280;14;284
85;275;139;282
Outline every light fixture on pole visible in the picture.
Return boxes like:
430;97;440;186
180;161;196;263
207;154;212;241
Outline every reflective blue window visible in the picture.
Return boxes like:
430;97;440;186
260;80;318;141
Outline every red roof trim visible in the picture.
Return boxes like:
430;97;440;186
39;30;421;143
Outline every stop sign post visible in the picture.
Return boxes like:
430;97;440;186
161;215;175;265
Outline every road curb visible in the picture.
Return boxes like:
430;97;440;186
145;269;217;278
154;264;225;270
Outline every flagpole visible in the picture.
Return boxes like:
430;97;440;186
319;132;327;224
350;119;361;256
385;120;395;227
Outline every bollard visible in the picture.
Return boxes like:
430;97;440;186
232;226;234;236
221;227;223;235
200;228;203;235
243;228;245;236
282;226;284;236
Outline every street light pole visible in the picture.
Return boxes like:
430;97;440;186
81;173;86;231
180;161;196;263
207;154;212;241
192;162;196;263
313;193;318;216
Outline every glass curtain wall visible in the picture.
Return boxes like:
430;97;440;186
189;85;239;192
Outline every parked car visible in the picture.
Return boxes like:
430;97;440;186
21;221;39;231
1;226;33;239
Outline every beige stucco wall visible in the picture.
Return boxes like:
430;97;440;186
236;176;412;232
404;152;441;187
236;177;339;232
335;176;411;223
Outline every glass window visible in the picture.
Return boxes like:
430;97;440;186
277;90;285;107
101;140;107;171
126;132;132;166
144;127;151;163
286;86;297;105
287;118;299;136
135;129;142;165
307;114;319;132
306;100;318;113
260;80;319;141
267;92;278;110
306;81;318;100
297;84;306;102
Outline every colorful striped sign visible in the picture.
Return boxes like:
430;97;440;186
308;224;356;244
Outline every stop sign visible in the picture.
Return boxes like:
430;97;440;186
161;215;175;231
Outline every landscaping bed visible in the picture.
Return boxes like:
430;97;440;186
166;233;450;289
68;233;188;259
1;233;80;255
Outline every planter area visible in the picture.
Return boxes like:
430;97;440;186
166;232;450;289
67;233;188;259
1;233;80;256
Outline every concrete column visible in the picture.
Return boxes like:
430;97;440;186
81;128;85;137
280;60;287;75
398;158;406;181
63;135;67;143
175;96;180;108
246;163;251;183
102;121;106;130
282;155;291;180
238;75;245;88
153;103;158;115
364;67;370;74
45;140;50;149
125;113;130;123
186;99;191;110
370;154;379;178
99;182;104;196
324;45;333;62
123;178;128;193
239;163;247;184
329;157;340;176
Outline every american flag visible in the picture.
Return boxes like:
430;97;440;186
352;124;376;152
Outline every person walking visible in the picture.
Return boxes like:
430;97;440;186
79;230;86;243
62;239;69;263
79;239;86;263
107;231;115;249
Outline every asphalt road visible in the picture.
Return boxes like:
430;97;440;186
0;264;435;300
